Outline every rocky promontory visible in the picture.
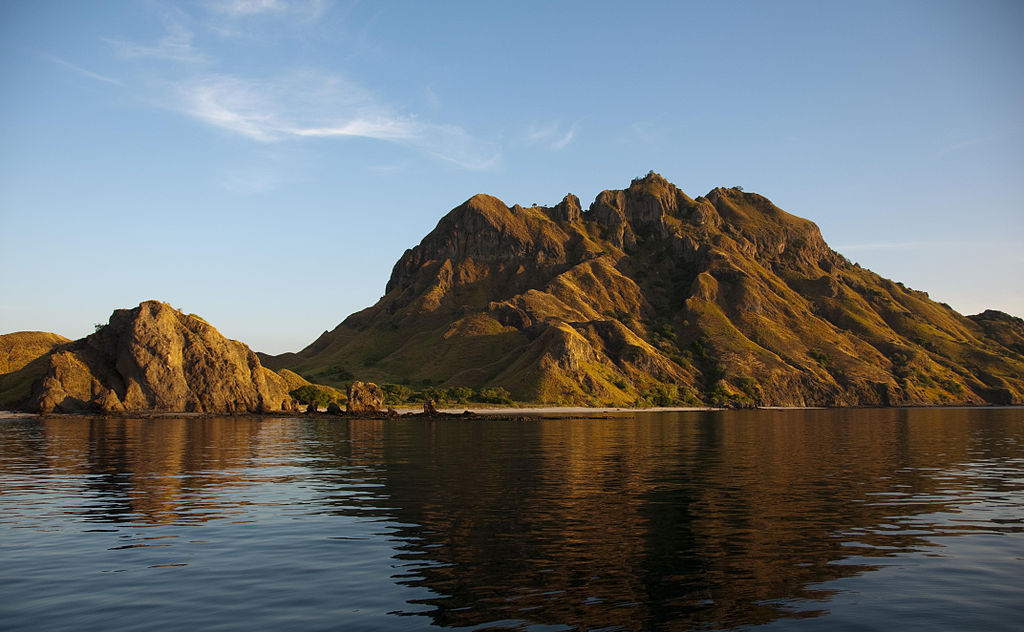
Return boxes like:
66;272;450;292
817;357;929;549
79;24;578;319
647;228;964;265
1;301;294;414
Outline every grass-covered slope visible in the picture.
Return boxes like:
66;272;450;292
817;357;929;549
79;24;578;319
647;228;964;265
0;331;72;408
266;173;1024;407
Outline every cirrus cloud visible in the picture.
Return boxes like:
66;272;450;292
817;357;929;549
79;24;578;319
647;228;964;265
172;71;498;169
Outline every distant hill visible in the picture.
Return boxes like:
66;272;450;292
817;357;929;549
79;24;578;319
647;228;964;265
264;173;1024;407
1;301;296;413
0;331;70;373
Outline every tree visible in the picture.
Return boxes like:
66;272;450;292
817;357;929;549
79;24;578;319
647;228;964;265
383;383;413;405
477;386;512;404
289;385;332;408
450;386;473;404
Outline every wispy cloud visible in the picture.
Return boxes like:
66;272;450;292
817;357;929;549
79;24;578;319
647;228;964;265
105;11;208;63
935;125;1024;158
209;0;328;20
171;72;498;168
550;124;577;150
97;2;497;170
212;0;287;16
524;122;579;151
43;53;122;85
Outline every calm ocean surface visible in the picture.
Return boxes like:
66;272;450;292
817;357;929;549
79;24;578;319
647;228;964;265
1;408;1022;631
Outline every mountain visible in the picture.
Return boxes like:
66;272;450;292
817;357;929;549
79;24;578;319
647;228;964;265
265;173;1024;407
0;301;296;413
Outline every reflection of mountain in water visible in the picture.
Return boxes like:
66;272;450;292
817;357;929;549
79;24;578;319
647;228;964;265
3;410;1021;630
4;417;323;525
311;409;1019;630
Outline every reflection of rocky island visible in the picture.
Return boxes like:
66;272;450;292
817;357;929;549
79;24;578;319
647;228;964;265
10;416;307;524
355;411;976;629
3;410;1019;628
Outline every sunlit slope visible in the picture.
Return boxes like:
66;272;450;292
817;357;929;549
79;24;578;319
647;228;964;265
265;173;1024;406
0;331;72;408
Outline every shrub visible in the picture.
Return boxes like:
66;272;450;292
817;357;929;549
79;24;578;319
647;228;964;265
450;386;473;404
383;383;413;405
706;382;733;406
418;386;444;403
641;384;678;406
808;349;829;369
736;377;759;399
477;387;513;404
321;364;353;381
289;385;332;408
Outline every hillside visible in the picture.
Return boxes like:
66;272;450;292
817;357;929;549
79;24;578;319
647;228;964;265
1;301;296;413
0;331;73;409
265;173;1024;407
0;331;71;373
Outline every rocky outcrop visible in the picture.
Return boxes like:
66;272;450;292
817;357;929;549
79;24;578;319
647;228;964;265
346;381;384;414
266;173;1024;407
5;301;294;414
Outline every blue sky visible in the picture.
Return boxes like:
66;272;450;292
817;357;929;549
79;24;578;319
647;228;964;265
1;0;1022;354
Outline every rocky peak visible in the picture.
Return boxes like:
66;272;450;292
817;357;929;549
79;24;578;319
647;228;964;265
701;187;834;269
386;193;572;294
21;300;293;414
971;309;1023;324
548;193;582;223
585;172;700;242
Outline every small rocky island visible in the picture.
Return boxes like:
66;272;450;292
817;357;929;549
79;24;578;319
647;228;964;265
1;301;301;414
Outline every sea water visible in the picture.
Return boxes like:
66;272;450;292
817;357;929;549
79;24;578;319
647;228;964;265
1;408;1022;631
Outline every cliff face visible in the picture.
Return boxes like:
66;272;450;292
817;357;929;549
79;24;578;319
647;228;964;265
267;173;1024;407
2;301;293;414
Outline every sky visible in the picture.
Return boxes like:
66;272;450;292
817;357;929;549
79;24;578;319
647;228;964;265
1;0;1022;354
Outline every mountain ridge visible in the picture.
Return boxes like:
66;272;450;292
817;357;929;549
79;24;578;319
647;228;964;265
264;173;1024;407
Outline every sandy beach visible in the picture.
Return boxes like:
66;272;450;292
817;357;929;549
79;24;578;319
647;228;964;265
393;405;716;418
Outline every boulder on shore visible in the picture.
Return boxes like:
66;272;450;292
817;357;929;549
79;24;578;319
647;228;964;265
347;381;384;414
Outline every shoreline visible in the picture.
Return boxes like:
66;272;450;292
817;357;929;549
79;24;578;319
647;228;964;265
2;404;1020;421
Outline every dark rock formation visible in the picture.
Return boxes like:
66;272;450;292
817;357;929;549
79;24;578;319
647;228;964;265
346;381;384;414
